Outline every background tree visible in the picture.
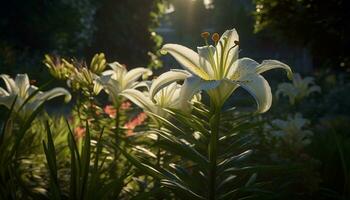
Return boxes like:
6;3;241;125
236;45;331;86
167;0;209;45
87;0;164;69
0;0;95;78
213;0;258;56
253;0;350;70
0;0;165;82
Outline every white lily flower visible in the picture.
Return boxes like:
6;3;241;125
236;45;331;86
96;62;152;104
159;29;293;112
265;113;313;149
0;74;71;118
276;73;321;105
120;70;207;118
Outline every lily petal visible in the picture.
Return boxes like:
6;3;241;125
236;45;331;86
276;83;296;99
197;46;216;77
154;82;180;108
0;87;9;96
107;62;127;82
150;70;190;100
121;89;156;112
15;74;30;98
239;74;272;113
227;57;259;79
302;77;315;87
292;73;302;85
101;69;115;77
93;80;104;95
0;96;15;109
307;85;321;95
256;60;293;79
207;80;239;108
97;73;113;85
216;28;239;69
27;85;39;96
36;88;72;103
162;44;210;80
125;67;152;88
108;62;126;73
0;74;18;94
132;80;152;90
179;75;221;108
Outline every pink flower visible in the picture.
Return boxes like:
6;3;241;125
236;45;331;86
120;101;131;110
104;105;117;118
124;112;147;136
74;126;86;139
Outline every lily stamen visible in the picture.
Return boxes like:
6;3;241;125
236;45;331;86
201;32;210;39
211;33;220;44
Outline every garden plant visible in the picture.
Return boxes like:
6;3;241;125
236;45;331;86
1;26;349;200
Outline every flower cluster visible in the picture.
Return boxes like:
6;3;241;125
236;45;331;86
158;29;293;112
1;28;293;124
124;112;148;136
96;62;152;105
44;53;107;95
115;29;292;118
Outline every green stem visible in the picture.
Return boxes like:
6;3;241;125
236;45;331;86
114;103;120;159
208;105;221;200
155;135;161;186
107;101;121;180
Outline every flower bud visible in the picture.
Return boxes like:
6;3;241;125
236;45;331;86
90;53;106;74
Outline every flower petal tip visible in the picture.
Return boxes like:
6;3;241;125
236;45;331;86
64;93;72;103
287;71;294;80
160;49;168;55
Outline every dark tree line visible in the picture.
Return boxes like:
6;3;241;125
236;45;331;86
0;0;164;81
253;0;350;70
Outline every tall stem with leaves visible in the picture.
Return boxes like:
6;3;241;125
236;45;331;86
208;102;222;200
114;100;121;159
154;122;163;196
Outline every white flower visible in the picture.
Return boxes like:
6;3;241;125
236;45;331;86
276;73;321;105
0;74;71;118
120;71;202;118
158;29;292;112
266;113;313;149
96;62;152;104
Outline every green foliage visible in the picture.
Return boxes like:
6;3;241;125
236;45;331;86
1;31;350;200
0;95;48;199
121;103;267;199
42;120;131;200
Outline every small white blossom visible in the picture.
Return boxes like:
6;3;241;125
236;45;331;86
276;73;321;105
0;74;71;118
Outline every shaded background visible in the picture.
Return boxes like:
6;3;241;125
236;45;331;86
1;0;349;82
